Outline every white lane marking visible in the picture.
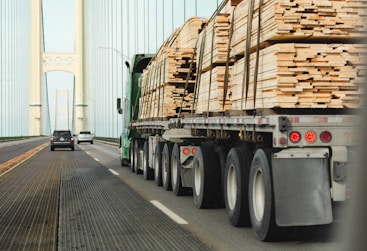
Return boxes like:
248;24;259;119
108;169;119;176
94;158;99;162
150;200;188;225
86;151;90;155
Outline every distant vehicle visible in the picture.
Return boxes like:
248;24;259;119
77;131;94;144
50;130;74;151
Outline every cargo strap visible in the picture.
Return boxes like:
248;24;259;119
253;0;264;110
222;7;236;111
240;0;264;114
177;46;198;127
206;18;217;115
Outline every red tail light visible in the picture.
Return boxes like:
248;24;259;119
182;147;197;155
305;131;317;143
289;131;301;143
183;148;190;155
191;147;197;155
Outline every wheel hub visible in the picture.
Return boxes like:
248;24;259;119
253;169;265;221
227;165;237;210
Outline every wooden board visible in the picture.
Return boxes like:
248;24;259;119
231;43;366;109
231;0;243;6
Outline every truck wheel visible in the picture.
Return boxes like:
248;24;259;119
224;145;253;227
192;145;221;208
171;143;189;196
154;142;164;186
249;149;285;241
214;145;230;208
130;140;136;172
162;142;173;191
134;139;144;174
143;141;154;180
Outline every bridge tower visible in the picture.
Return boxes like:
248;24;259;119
29;0;87;135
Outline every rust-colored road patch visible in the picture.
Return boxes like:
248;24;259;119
0;142;49;176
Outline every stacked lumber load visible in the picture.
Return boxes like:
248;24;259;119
231;0;367;57
138;17;206;120
231;43;366;109
196;13;233;114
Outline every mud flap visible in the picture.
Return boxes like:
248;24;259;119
272;148;333;226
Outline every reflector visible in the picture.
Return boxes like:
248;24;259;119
320;131;332;143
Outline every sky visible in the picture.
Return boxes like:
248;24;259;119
41;0;221;136
42;0;75;130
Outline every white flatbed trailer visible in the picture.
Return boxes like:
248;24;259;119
129;111;357;241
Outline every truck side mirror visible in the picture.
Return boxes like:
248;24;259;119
117;98;123;114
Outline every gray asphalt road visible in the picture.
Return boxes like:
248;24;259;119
0;137;49;163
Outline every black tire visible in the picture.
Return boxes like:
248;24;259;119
192;145;221;209
162;142;173;191
130;140;136;172
143;141;154;180
134;138;144;174
50;146;54;151
214;145;230;208
120;155;129;167
91;141;93;144
224;145;253;227
249;149;286;241
71;146;75;151
171;143;189;196
154;142;164;186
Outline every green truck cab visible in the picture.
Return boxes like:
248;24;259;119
117;54;153;166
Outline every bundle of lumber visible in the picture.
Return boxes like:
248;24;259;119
195;13;234;114
138;17;207;119
197;13;232;72
196;66;233;114
231;0;367;57
231;43;366;109
139;83;195;119
174;17;207;48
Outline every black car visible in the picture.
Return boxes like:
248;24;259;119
50;130;75;151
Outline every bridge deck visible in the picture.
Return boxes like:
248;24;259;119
0;147;210;250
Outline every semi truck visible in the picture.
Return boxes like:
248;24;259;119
117;0;364;241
